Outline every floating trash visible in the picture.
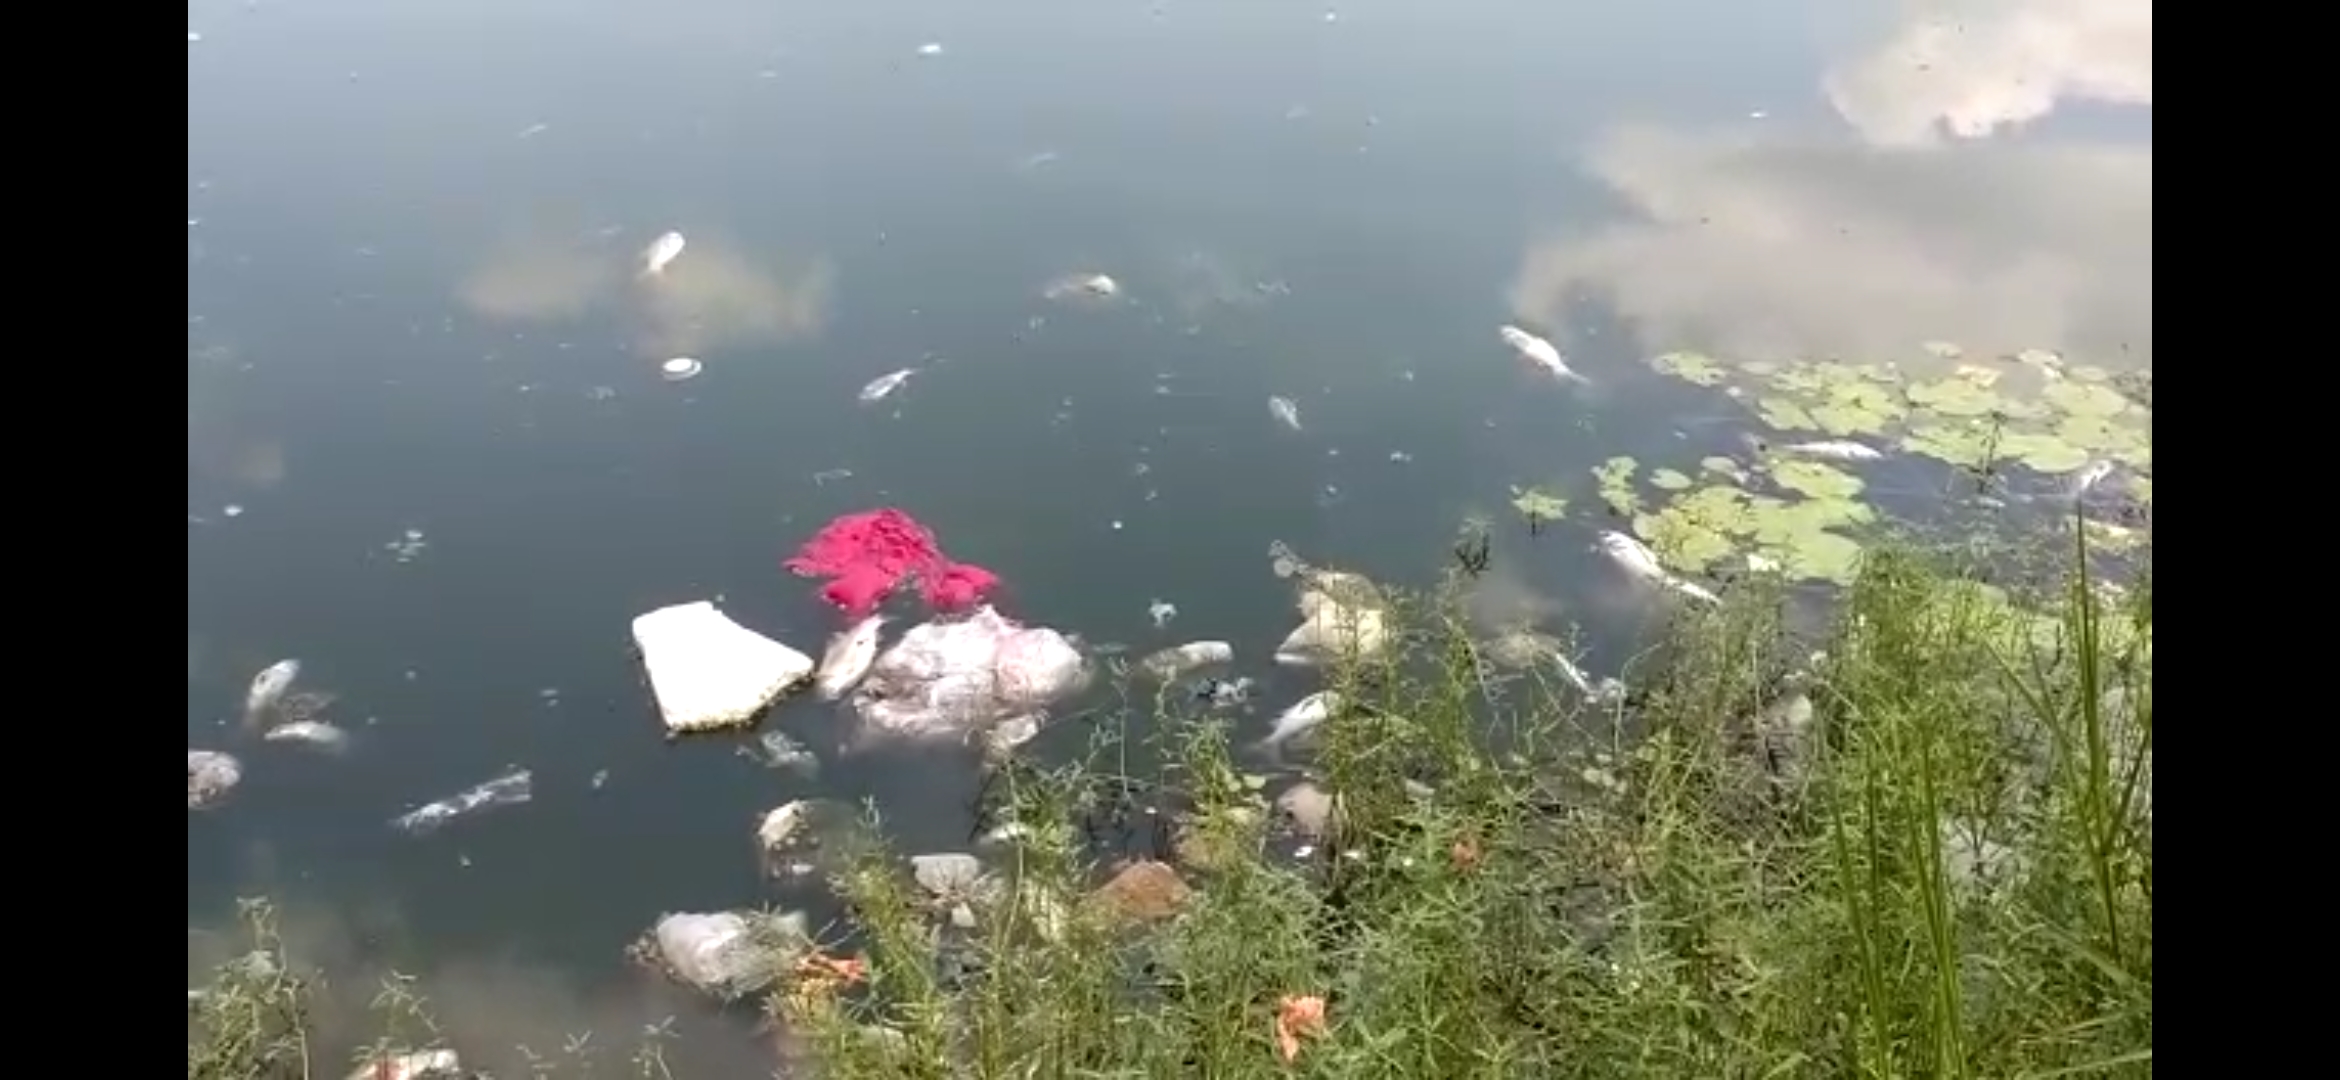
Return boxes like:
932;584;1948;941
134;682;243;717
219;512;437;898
188;750;242;810
739;730;821;777
815;613;889;700
847;606;1089;747
1269;395;1303;431
1147;598;1179;629
345;1050;461;1080
391;768;532;835
916;42;944;56
660;356;703;382
635;910;807;1000
632;601;815;735
857;366;919;404
786;508;999;618
1041;272;1121;302
383;528;428;563
1260;691;1342;755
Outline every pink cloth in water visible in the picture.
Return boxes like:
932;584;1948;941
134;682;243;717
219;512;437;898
785;508;1001;617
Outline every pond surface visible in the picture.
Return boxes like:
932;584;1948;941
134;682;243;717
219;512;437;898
187;0;2150;1067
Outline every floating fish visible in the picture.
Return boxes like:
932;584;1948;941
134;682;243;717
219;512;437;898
1498;325;1589;384
2066;459;2117;501
391;768;533;835
1261;691;1343;754
1780;439;1883;462
1147;598;1179;629
1042;272;1120;301
816;614;888;700
263;720;351;755
242;659;300;731
1596;530;1720;605
858;367;919;404
1140;640;1234;680
640;230;686;277
1268;395;1303;431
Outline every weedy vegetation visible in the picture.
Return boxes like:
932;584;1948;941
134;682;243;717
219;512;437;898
190;521;2150;1079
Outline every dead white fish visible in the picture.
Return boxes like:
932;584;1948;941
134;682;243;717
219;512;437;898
1780;439;1883;462
816;614;888;700
1042;272;1120;301
1261;690;1342;752
858;367;919;404
1498;325;1588;384
1268;395;1303;431
242;659;300;731
1140;640;1234;680
639;230;686;278
1596;530;1720;605
391;768;533;835
263;720;351;755
2066;459;2117;501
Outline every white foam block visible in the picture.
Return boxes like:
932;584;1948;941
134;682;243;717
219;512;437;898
632;601;815;734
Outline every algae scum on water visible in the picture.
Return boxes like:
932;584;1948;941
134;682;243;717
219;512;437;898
1519;346;2152;585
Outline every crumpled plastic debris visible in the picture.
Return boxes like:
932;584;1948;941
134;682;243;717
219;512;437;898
631;601;815;734
188;750;242;810
638;910;808;1000
848;606;1090;746
391;768;532;835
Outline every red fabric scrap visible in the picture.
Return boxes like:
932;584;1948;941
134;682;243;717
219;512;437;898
785;508;1000;618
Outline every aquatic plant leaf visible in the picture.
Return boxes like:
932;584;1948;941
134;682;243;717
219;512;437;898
1995;432;2093;473
1593;456;1640;515
1767;460;1866;501
1757;528;1865;584
1900;421;1998;469
2042;380;2131;419
1905;378;2003;418
1756;397;1819;432
1651;350;1730;386
1699;456;1748;484
1508;485;1568;523
1631;510;1738;572
1651;468;1694;491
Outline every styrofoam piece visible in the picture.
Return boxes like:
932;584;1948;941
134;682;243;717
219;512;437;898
631;601;814;734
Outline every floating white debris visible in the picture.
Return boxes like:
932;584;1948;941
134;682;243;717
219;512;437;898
1041;272;1121;302
188;750;242;810
847;606;1089;747
1274;600;1390;667
188;31;203;44
1268;395;1303;431
1147;598;1179;629
640;910;806;1000
632;601;815;734
640;230;686;277
916;42;944;56
660;356;703;382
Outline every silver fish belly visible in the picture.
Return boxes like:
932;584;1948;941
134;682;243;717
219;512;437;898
243;659;300;727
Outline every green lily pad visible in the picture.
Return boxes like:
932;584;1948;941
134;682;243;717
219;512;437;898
1767;459;1866;501
1995;431;2093;474
1509;485;1568;524
1756;397;1819;433
1593;456;1640;515
1652;351;1729;387
1651;468;1694;491
1905;377;2004;418
2041;380;2131;419
1754;528;1865;585
1900;421;1999;469
1700;456;1749;484
1807;381;1907;436
1632;509;1738;572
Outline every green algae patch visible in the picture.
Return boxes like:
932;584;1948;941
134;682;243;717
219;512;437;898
1651;468;1694;492
1651;351;1729;387
1593;456;1640;516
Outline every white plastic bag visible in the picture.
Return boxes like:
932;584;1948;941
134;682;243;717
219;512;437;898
645;910;805;999
849;606;1091;745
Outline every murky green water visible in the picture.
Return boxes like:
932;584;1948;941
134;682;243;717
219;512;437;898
188;0;2150;1067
